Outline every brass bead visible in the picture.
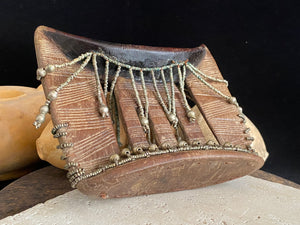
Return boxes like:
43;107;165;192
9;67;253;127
45;65;55;73
168;113;178;126
109;154;120;163
178;140;188;147
187;110;196;122
35;114;45;123
140;116;149;127
33;120;41;129
149;144;158;152
36;68;46;80
246;145;254;151
168;113;176;122
47;90;58;101
223;142;233;147
121;148;131;157
206;140;215;146
161;142;171;150
246;136;255;141
133;146;143;154
244;128;250;134
99;104;109;117
192;140;201;146
39;105;49;114
228;96;237;105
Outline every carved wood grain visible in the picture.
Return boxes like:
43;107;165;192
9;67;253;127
186;46;253;149
35;27;120;173
114;78;149;149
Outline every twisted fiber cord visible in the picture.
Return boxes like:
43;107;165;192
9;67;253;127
109;65;122;112
160;69;172;112
177;65;191;112
103;60;110;98
92;54;104;105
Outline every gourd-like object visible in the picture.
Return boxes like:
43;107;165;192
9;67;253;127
0;85;50;180
36;120;64;169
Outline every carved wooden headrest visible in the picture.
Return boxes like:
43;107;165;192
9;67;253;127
34;26;266;198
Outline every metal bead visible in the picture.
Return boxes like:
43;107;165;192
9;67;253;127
178;140;188;147
228;97;237;105
223;142;233;147
39;105;49;114
244;128;250;134
246;145;254;151
45;65;55;73
33;121;41;129
99;104;109;117
187;110;196;122
35;114;45;123
168;113;176;122
36;68;46;80
168;113;178;126
149;144;158;152
246;136;255;141
192;140;201;146
206;140;215;146
121;148;131;157
109;154;120;163
47;90;58;101
161;142;171;150
140;117;149;127
133;146;144;154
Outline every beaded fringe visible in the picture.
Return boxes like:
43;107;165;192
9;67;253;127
34;50;235;129
34;49;255;188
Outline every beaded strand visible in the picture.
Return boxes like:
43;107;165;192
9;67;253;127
34;49;256;188
34;50;241;130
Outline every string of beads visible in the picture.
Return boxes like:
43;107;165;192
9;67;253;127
34;50;236;130
34;49;256;188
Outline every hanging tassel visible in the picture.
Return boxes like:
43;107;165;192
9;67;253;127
92;54;109;117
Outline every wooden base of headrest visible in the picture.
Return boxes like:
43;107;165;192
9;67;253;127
77;150;264;198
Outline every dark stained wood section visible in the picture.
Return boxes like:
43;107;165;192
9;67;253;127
43;28;206;82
